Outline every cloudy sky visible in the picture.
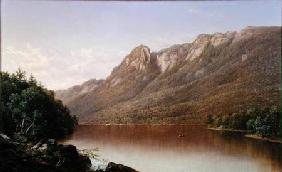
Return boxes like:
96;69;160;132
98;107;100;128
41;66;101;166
1;0;281;90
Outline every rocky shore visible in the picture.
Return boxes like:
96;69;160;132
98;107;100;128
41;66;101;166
0;134;137;172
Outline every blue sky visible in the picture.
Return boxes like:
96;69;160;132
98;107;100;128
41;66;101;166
2;0;281;89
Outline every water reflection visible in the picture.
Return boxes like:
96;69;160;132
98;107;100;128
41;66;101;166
65;125;282;172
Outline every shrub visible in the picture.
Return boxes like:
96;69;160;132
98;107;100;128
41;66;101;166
254;107;279;137
246;119;256;132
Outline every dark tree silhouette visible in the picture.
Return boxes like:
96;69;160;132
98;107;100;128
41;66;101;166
0;69;77;141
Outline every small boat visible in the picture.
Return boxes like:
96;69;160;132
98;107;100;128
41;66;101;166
178;134;185;137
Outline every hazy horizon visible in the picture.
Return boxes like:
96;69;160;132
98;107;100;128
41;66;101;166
2;0;281;90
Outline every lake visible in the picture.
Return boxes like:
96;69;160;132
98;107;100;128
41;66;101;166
64;125;282;172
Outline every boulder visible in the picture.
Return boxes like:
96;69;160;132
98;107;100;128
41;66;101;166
59;144;79;160
57;144;91;171
105;162;137;172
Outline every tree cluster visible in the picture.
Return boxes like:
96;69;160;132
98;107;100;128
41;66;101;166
207;107;280;138
0;70;77;142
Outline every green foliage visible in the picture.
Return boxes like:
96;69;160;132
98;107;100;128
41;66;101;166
209;106;280;138
228;113;252;130
0;70;77;141
246;119;255;132
253;107;279;137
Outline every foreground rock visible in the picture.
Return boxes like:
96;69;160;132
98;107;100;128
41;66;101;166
95;162;137;172
1;134;138;172
55;144;92;171
105;162;137;172
0;134;92;172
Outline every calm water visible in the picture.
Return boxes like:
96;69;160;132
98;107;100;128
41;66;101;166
64;125;282;172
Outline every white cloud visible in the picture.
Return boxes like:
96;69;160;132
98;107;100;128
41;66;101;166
2;43;122;90
3;43;52;73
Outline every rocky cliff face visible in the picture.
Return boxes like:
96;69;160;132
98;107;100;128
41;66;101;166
57;26;281;124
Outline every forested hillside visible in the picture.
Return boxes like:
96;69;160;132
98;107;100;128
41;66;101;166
56;26;281;124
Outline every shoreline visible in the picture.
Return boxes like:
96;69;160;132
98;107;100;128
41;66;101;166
245;134;282;144
208;127;250;133
79;123;206;126
208;127;282;144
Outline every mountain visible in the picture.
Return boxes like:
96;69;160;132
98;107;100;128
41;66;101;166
56;26;281;124
55;79;104;104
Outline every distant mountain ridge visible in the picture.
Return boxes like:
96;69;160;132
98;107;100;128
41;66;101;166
55;26;281;124
55;79;104;104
